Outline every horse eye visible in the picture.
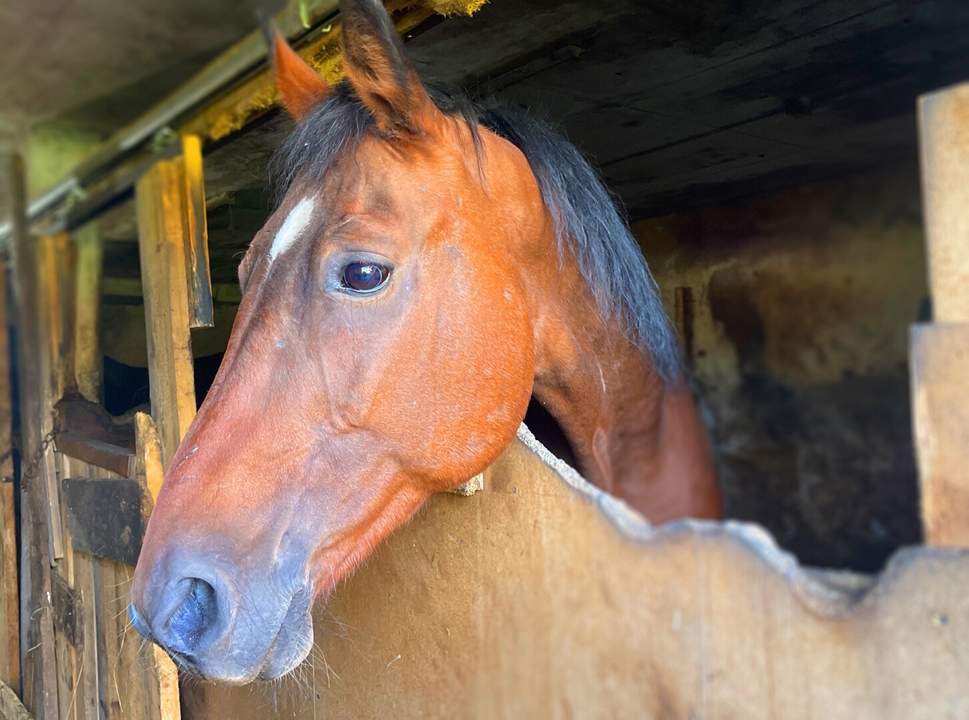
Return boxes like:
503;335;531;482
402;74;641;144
341;261;391;293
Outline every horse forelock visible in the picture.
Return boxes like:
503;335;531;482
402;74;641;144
269;80;681;382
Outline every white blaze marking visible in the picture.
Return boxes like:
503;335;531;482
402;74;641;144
269;197;315;262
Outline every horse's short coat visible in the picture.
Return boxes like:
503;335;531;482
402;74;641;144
130;0;720;684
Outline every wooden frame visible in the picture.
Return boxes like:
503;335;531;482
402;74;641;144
2;133;212;717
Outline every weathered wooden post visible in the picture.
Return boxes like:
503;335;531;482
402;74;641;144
4;151;60;719
131;134;214;720
913;82;969;547
0;190;20;702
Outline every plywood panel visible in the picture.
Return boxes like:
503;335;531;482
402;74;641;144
184;428;969;719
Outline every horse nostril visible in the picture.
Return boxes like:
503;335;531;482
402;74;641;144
165;577;218;655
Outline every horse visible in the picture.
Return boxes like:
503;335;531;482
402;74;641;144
130;0;721;685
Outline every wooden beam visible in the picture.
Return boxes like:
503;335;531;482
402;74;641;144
134;152;197;719
0;245;19;698
37;239;82;720
132;413;180;720
103;277;241;305
180;135;214;329
914;82;969;546
54;397;135;478
135;158;197;465
133;413;164;507
73;223;103;404
4;152;59;718
918;84;969;325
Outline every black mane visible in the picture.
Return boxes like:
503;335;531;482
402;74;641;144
272;81;680;382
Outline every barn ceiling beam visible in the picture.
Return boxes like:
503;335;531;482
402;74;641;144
0;0;483;248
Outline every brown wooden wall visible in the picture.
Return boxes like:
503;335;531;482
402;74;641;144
184;430;969;720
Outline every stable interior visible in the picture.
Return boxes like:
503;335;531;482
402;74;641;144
92;0;969;571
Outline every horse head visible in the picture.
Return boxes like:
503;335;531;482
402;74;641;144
130;0;719;684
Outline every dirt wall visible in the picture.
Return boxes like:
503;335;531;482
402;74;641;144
639;168;926;570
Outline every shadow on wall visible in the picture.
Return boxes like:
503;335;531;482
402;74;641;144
639;168;926;571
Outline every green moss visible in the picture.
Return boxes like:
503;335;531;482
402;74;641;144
27;123;102;197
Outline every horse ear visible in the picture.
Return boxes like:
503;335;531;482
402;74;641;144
340;0;442;135
267;25;331;121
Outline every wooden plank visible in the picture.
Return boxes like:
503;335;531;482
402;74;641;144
83;415;180;720
4;151;59;720
0;679;31;720
60;479;147;566
180;135;214;329
54;396;136;477
96;559;152;720
54;398;136;450
132;414;179;720
73;223;103;403
0;249;19;697
134;155;193;719
64;458;100;720
68;220;109;720
914;81;969;547
918;82;969;324
54;438;133;480
52;454;77;718
185;430;969;719
133;414;164;507
36;233;73;563
60;457;158;720
40;241;83;720
673;285;695;368
102;277;242;305
911;324;969;547
135;157;197;465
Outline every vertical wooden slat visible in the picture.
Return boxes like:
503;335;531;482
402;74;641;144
673;286;695;369
914;82;969;546
74;224;103;404
5;152;59;719
135;413;181;720
35;234;83;720
53;454;77;720
0;257;19;697
181;134;214;329
132;151;204;720
918;84;969;325
70;231;105;720
37;234;72;562
136;158;198;465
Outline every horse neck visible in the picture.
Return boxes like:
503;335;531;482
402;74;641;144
527;249;721;524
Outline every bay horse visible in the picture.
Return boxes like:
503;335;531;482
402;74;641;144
130;0;720;684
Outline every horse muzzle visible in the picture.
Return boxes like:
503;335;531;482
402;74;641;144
130;548;314;684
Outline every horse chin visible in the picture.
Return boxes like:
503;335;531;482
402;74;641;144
255;606;315;681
